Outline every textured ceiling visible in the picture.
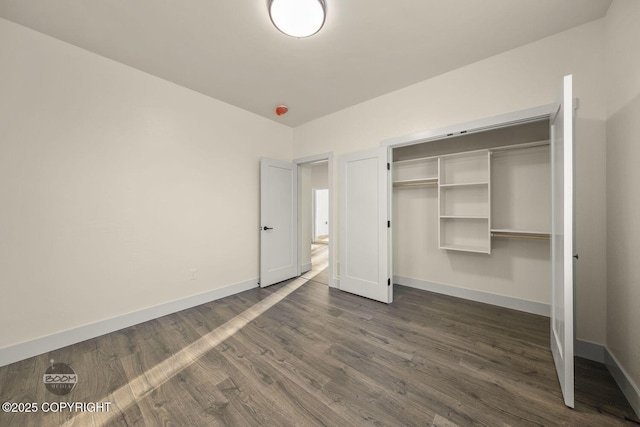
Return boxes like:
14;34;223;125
0;0;612;127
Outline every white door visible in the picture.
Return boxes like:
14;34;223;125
339;147;391;303
550;74;575;408
314;189;329;239
260;158;298;287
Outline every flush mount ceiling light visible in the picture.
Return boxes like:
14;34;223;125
269;0;326;38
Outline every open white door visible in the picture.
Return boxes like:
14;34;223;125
550;74;575;408
314;189;329;239
339;147;391;303
260;158;298;287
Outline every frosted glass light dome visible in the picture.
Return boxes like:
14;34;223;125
269;0;326;38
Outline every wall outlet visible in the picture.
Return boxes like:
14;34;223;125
190;269;198;280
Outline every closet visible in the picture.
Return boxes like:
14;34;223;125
391;120;552;308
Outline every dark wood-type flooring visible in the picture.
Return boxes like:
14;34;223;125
0;259;637;426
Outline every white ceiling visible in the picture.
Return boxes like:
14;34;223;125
0;0;612;127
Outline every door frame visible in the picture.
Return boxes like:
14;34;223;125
294;152;335;288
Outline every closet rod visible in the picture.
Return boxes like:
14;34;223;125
489;139;550;153
491;233;550;240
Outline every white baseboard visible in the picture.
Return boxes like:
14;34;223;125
605;347;640;418
575;341;640;417
301;263;312;274
0;278;258;368
394;275;550;317
575;339;605;363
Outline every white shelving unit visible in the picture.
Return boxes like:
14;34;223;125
438;150;491;254
393;142;550;254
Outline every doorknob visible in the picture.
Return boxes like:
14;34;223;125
263;226;274;231
573;254;579;260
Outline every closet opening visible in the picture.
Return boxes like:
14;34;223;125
379;86;575;408
391;119;552;316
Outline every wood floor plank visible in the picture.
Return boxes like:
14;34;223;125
222;336;354;426
240;315;432;426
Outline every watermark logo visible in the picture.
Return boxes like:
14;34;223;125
43;360;77;395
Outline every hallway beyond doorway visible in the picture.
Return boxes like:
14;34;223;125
303;242;328;285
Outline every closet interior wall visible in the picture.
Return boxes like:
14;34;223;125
392;120;552;308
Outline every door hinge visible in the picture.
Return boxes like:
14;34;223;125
387;162;390;171
388;278;391;286
387;220;391;228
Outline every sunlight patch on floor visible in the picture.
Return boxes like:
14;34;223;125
63;259;328;426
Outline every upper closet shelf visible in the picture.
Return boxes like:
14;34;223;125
393;139;551;166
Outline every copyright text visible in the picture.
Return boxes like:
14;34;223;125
2;401;112;413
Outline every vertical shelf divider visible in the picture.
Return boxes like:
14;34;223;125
438;150;491;254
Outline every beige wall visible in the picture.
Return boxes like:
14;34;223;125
605;0;640;395
0;18;292;351
310;162;329;189
293;19;607;344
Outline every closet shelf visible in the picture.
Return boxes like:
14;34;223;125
439;182;489;188
393;156;439;165
441;215;489;220
393;178;438;187
439;244;491;254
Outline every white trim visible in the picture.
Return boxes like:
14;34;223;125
549;340;639;418
575;340;605;363
394;275;550;317
293;151;334;165
327;157;335;288
381;104;555;148
0;278;258;368
294;152;336;288
606;348;640;418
